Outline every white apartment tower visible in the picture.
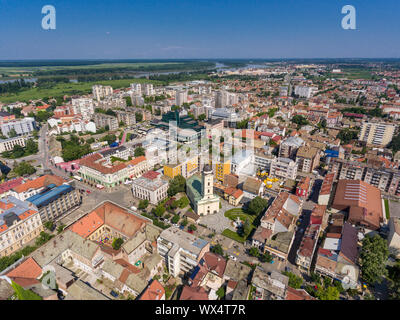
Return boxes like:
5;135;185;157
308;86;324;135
359;121;396;146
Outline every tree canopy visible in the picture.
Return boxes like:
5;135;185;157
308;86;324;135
167;175;186;197
360;234;389;285
247;196;269;216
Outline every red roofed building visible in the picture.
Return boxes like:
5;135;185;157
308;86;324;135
296;176;311;199
69;201;148;241
7;257;42;287
139;280;165;300
180;286;209;300
286;287;316;300
332;180;383;230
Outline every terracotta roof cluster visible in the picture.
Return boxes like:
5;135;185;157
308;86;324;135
79;153;127;175
0;178;24;195
261;192;300;230
180;286;208;300
7;257;42;287
332;180;383;230
139;280;165;300
319;172;335;196
224;187;243;199
69;201;148;238
12;175;66;194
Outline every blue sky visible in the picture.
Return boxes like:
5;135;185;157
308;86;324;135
0;0;399;59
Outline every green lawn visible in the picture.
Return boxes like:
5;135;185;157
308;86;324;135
223;208;257;243
0;78;163;103
0;62;181;76
224;208;256;224
222;229;246;243
384;199;390;220
11;281;42;300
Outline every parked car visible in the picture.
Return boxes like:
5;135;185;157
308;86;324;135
229;255;237;261
110;290;119;298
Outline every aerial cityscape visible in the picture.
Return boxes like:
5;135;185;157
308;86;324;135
0;0;399;306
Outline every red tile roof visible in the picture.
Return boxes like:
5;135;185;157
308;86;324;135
180;286;208;300
12;175;66;194
139;280;165;300
7;257;42;280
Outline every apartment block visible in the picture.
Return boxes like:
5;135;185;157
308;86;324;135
0;196;44;257
279;136;305;159
359;121;396;146
296;146;320;173
116;111;136;126
93;113;119;131
163;156;199;179
330;158;400;197
270;157;298;180
0;136;26;153
1;117;37;137
157;227;210;277
26;183;81;223
92;85;113;101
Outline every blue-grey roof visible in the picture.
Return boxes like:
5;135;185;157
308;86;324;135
0;196;32;226
27;184;73;208
192;238;208;249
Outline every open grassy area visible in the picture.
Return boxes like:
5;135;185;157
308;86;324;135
0;62;181;76
224;208;256;224
222;208;257;243
11;281;42;300
0;78;162;103
222;229;246;244
385;199;390;220
327;68;374;80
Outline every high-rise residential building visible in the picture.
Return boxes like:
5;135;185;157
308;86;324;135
130;94;145;107
163;156;199;179
295;146;320;173
175;90;188;106
93;113;119;131
116;110;136;126
358;121;396;146
141;83;155;96
92;85;113;101
211;159;231;183
270;157;298;180
130;83;142;95
71;98;95;121
157;227;210;277
0;117;37;137
294;86;318;98
279;136;305;159
215;91;238;108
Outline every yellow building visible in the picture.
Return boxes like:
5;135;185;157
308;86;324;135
210;159;231;183
164;156;198;179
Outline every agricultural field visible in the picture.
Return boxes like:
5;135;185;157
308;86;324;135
0;78;162;103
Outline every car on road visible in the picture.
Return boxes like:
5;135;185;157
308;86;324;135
110;290;119;298
86;190;91;194
229;255;237;261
